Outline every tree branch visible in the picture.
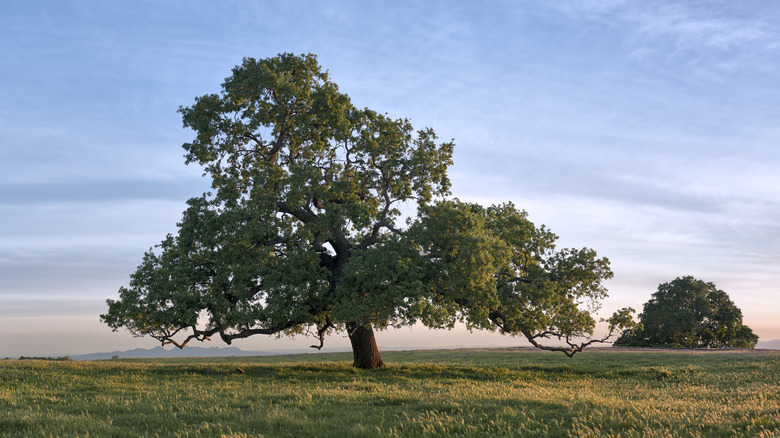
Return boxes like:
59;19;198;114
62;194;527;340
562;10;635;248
150;317;303;349
276;201;317;223
309;318;334;350
487;309;614;358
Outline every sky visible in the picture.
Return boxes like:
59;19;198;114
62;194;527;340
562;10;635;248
2;0;779;357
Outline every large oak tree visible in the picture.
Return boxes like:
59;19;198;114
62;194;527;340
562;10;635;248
102;53;633;368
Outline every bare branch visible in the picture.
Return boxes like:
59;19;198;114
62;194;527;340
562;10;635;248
309;319;334;350
153;326;219;349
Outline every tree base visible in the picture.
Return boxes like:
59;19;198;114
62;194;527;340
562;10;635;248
347;323;384;369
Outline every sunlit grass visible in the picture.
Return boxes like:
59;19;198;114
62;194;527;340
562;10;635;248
1;348;778;437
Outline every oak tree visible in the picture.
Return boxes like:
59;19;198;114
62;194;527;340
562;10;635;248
614;276;758;348
101;53;633;368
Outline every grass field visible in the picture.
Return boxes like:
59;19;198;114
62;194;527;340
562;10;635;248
1;348;778;437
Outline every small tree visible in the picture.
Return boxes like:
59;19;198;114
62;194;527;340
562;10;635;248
101;53;634;368
614;276;758;348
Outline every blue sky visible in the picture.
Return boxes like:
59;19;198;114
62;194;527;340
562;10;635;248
2;0;779;356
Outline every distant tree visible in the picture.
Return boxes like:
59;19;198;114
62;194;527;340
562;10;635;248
614;276;758;349
101;53;634;368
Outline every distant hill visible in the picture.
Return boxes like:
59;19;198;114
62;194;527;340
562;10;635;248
756;339;780;350
70;346;271;361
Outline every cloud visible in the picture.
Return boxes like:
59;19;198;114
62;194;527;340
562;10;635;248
0;178;206;206
628;5;771;51
546;0;628;17
542;1;780;74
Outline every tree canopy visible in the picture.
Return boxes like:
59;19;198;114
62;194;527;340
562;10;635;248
614;276;758;349
101;53;634;368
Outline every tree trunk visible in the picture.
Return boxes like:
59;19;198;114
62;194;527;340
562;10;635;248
347;322;384;369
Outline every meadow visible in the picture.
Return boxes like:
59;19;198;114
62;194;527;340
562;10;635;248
1;348;778;437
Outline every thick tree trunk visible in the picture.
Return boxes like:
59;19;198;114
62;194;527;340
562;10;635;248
347;322;384;369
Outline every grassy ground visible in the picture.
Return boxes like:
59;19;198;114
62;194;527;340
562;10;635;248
1;348;778;437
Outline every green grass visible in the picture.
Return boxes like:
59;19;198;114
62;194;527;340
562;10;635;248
1;348;778;437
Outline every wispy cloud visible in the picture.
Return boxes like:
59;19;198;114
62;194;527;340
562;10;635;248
543;1;780;72
628;5;771;51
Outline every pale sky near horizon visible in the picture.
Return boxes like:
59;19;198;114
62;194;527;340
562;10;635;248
2;0;779;357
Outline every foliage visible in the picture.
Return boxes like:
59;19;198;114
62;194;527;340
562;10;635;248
101;53;631;366
614;276;759;348
16;356;71;361
409;200;635;356
101;53;452;362
2;349;779;437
